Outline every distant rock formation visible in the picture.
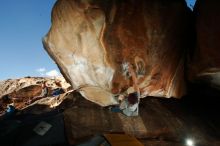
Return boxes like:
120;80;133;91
43;0;193;106
188;0;220;89
0;77;71;115
0;76;70;98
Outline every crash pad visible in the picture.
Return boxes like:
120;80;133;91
104;134;143;146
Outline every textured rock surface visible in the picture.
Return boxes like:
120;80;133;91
64;91;220;146
43;0;192;106
189;0;220;88
0;76;70;98
0;77;71;115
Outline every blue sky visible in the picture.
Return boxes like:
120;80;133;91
0;0;58;80
186;0;196;10
0;0;196;80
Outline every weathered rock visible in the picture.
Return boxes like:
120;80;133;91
189;0;220;88
0;76;70;98
9;85;42;99
43;0;192;106
0;77;71;115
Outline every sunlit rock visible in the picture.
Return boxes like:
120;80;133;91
43;0;193;106
0;76;70;98
0;77;71;115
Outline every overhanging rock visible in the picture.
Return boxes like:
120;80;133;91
43;0;193;106
188;0;220;88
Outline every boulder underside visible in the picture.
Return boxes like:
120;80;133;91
188;0;220;89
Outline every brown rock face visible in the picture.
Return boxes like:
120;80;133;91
189;0;220;87
43;0;192;106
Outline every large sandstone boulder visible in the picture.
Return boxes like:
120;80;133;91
189;0;220;88
43;0;193;106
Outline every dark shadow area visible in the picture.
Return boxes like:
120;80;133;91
0;109;69;146
0;88;220;146
182;83;220;138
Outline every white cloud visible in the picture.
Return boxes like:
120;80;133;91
36;68;46;76
36;68;46;73
36;68;61;77
45;69;60;77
